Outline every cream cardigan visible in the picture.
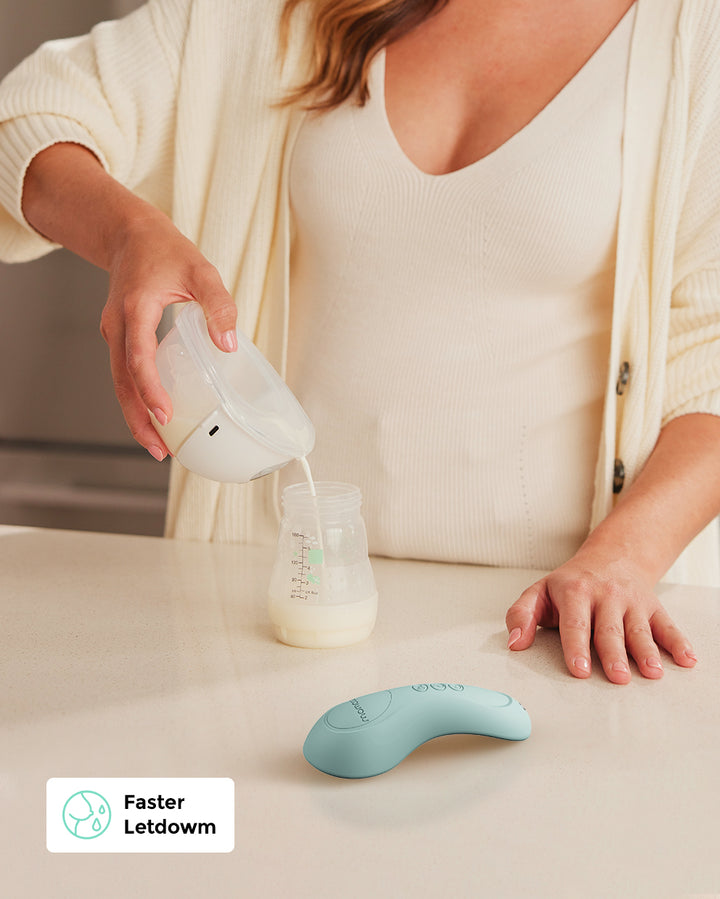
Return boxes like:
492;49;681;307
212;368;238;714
0;0;719;583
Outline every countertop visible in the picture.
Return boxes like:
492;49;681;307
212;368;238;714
1;525;719;898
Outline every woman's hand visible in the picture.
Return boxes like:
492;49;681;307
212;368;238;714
22;143;239;462
505;548;698;684
504;414;720;683
100;211;238;460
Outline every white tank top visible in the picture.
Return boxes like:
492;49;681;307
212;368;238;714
283;6;635;568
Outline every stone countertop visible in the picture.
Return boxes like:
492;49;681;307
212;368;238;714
2;526;718;897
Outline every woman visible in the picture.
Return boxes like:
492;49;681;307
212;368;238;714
0;0;719;683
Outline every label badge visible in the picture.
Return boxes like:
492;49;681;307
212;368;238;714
47;778;234;853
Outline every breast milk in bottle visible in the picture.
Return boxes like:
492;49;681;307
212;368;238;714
268;481;378;648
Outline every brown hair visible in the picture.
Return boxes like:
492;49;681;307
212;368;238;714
280;0;449;110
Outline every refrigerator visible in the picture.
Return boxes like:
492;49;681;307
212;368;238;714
0;0;170;536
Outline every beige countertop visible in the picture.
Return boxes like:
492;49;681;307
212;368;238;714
1;525;719;898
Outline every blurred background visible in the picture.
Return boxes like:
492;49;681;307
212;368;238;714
0;0;171;536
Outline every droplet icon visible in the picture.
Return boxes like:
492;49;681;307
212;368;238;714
98;804;106;814
92;817;101;832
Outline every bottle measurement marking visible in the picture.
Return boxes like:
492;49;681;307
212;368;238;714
290;531;321;601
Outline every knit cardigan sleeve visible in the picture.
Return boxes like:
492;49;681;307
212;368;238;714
0;0;192;263
664;6;720;423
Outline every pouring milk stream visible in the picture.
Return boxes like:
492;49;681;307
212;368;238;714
151;302;377;648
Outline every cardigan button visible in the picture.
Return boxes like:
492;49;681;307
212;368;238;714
613;458;625;494
616;361;630;395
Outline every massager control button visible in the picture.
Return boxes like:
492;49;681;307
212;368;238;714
412;684;429;692
448;684;464;691
492;693;514;707
325;690;392;729
430;683;447;691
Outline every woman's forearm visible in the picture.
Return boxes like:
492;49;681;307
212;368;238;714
578;412;720;582
21;141;238;458
21;142;168;270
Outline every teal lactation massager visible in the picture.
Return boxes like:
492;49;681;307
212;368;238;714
303;683;531;779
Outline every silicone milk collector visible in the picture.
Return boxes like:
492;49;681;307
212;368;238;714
151;301;315;482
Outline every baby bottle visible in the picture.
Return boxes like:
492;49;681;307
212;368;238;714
268;482;378;648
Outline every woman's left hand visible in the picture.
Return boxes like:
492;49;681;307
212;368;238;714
504;549;698;684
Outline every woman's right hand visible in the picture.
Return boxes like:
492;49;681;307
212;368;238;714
100;211;238;460
21;143;239;463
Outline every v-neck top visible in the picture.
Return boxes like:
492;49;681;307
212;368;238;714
284;5;636;568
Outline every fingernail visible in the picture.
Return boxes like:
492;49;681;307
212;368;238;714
507;627;522;648
612;661;629;674
148;445;166;462
220;330;237;352
685;649;697;662
573;657;590;673
646;657;663;670
152;407;168;427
